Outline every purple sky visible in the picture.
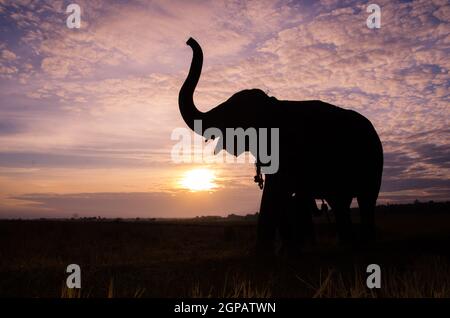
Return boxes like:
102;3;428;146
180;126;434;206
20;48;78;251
0;0;449;218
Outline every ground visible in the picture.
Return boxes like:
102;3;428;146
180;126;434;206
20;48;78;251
0;202;449;298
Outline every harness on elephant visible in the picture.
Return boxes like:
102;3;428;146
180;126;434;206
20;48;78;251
254;162;264;190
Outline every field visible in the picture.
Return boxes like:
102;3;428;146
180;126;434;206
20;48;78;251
1;202;450;298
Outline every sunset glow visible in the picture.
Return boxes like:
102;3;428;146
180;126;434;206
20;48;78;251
180;169;217;192
0;0;448;218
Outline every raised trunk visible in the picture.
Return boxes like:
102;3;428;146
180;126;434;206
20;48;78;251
178;37;206;132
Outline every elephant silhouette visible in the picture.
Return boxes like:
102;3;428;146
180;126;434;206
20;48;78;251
178;38;384;254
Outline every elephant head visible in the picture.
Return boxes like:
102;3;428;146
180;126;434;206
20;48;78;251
178;37;276;159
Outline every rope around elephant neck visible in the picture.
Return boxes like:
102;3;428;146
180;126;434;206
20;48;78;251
254;163;264;190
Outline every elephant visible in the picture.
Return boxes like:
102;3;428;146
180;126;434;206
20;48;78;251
178;37;384;253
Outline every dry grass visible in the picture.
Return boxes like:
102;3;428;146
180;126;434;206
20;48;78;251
190;273;272;298
61;278;146;298
186;256;450;298
55;256;450;298
1;210;450;298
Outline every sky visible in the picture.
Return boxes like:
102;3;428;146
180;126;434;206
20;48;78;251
0;0;448;218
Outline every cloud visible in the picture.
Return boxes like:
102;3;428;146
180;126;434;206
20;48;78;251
0;120;23;135
413;143;450;169
1;49;16;60
2;188;261;218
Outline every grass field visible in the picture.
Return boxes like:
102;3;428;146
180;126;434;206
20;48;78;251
1;202;450;298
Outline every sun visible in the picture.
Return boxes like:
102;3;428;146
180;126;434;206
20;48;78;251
180;168;217;191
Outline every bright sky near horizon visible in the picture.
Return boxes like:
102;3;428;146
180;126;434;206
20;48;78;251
0;0;448;218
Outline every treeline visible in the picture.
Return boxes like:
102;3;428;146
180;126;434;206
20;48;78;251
373;200;450;214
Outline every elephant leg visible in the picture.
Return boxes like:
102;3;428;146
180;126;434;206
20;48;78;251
277;193;303;254
278;193;295;249
295;195;316;245
256;175;281;254
277;194;316;256
357;194;376;243
327;196;353;245
304;197;317;245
